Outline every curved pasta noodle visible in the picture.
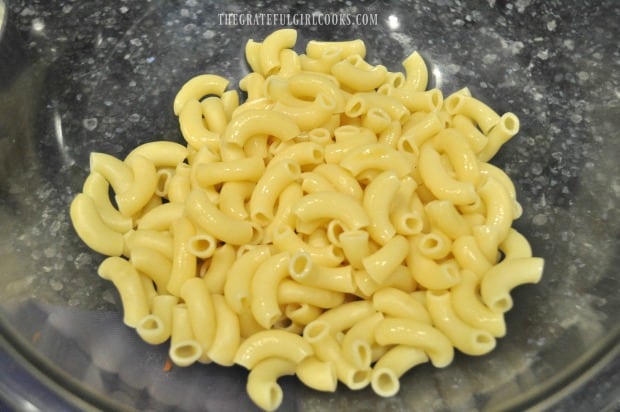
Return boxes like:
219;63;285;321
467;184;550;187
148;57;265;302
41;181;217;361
306;39;366;60
82;172;132;233
239;72;265;101
288;72;346;113
136;202;184;231
374;317;454;368
270;141;325;167
115;154;158;217
259;28;297;76
331;55;388;92
179;99;221;151
313;163;364;200
185;189;254;245
363;170;399;245
304;301;375;338
426;290;496;356
308;329;371;390
289;251;355;293
234;329;313;369
402;51;428;91
419;142;478;205
272;224;344;267
372;287;431;324
173;74;229;115
478;176;514;243
250;252;291;329
339;230;371;269
452;270;506;337
247;357;297;412
208;294;241;366
424;200;470;239
136;294;177;345
218;181;254;220
250;159;301;225
345;92;409;122
340;312;384;369
480;257;544;313
432;128;480;185
201;96;229;134
479;112;520;161
362;107;391;134
169;304;203;367
129;246;172;294
193;157;265;187
362;235;409;285
224;245;271;314
296;357;338;392
125;141;188;168
98;257;150;327
222;109;301;148
124;229;172;260
340;143;413;178
371;345;428;397
180;278;216;362
70;193;125;256
499;228;533;259
277;279;345;309
166;217;197;297
452;235;493;278
292;191;370;231
384;87;443;113
202;244;237;294
407;242;460;290
272;94;336;131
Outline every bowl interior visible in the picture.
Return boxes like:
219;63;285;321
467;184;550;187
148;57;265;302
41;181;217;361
1;1;619;411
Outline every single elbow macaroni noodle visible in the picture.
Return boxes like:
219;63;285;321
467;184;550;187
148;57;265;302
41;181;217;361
69;29;544;411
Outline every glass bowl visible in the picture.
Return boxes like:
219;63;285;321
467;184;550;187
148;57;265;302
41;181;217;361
1;0;618;411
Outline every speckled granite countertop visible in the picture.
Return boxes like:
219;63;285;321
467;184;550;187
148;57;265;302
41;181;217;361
0;0;618;411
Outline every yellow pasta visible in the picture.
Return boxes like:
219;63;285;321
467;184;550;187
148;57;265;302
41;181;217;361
295;356;338;392
362;235;409;284
331;55;388;92
234;329;313;369
180;278;217;362
136;294;178;345
173;74;228;116
129;246;172;294
363;170;400;245
70;193;124;256
169;304;203;367
82;172;133;233
208;294;241;366
426;290;496;356
371;345;428;397
69;28;544;411
247;357;297;412
97;256;150;327
166;217;197;297
250;252;291;329
250;159;302;225
178;98;221;152
402;51;428;91
375;317;454;368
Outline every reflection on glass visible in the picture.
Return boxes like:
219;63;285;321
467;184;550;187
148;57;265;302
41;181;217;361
387;14;399;30
432;66;442;89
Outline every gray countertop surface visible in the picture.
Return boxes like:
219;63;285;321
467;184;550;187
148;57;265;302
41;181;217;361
0;0;618;411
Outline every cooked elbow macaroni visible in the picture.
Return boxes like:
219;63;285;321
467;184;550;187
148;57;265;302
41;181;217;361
69;29;544;411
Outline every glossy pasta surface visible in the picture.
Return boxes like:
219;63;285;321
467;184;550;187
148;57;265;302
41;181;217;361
69;29;543;412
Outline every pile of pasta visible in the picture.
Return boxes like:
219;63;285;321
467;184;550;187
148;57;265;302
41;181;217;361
70;29;544;411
